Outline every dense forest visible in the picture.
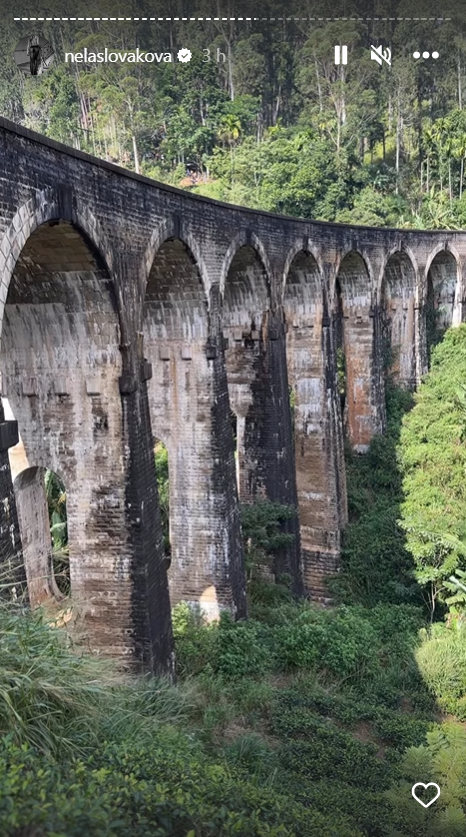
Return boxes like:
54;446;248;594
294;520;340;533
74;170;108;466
4;1;466;835
3;0;466;227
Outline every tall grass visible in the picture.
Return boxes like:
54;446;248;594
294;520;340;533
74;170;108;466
0;602;192;757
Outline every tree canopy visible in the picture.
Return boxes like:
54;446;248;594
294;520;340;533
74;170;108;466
399;325;466;617
2;0;466;227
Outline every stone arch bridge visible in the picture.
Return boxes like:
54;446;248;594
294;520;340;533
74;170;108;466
0;117;464;673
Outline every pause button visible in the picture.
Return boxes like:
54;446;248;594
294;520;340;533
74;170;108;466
334;45;348;65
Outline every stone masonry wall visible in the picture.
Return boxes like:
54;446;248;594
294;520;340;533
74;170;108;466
1;117;466;668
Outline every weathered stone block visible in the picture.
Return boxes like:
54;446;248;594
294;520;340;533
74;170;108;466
54;377;69;395
0;420;18;451
141;361;152;381
22;378;38;396
86;378;100;395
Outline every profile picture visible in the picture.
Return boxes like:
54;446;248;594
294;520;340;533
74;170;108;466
13;34;55;76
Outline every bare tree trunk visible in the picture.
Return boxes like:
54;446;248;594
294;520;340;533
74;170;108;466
90;116;96;156
273;84;281;125
314;54;323;112
227;41;235;100
459;52;463;109
200;91;205;126
132;134;140;173
395;95;401;193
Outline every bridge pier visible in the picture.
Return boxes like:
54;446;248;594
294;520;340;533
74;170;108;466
284;251;346;599
0;218;173;673
223;245;303;595
425;249;460;366
381;251;417;389
144;238;246;620
335;252;384;452
12;466;60;606
120;368;174;674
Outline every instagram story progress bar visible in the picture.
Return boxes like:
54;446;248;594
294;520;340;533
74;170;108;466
334;45;348;65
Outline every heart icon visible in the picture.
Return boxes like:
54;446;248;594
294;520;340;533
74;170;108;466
411;782;441;808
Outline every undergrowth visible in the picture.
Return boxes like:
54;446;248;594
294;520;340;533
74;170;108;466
331;383;418;606
3;382;466;835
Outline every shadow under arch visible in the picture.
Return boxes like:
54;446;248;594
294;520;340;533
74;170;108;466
424;247;460;365
142;221;211;309
381;250;417;389
222;242;272;501
223;242;303;595
281;241;324;305
0;191;118;339
143;235;246;619
220;232;273;299
334;250;382;452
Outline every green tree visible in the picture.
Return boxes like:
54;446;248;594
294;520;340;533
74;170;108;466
44;470;69;597
399;325;466;619
155;441;170;556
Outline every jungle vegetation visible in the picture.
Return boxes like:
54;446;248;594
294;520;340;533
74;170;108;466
2;0;466;228
9;335;466;835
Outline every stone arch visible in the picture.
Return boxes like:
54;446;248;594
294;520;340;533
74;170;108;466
143;236;246;619
222;243;271;501
0;191;116;341
144;237;209;342
0;214;134;658
220;232;272;299
334;250;374;302
381;250;417;388
424;246;460;360
425;241;461;280
334;251;381;451
379;243;419;294
222;243;271;330
282;241;324;303
283;250;323;427
142;220;211;306
223;243;302;594
283;248;323;321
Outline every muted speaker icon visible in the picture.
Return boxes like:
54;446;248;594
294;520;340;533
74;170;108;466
370;45;391;66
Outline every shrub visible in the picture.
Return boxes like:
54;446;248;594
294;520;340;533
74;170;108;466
387;723;466;836
0;603;113;757
399;325;466;618
271;604;381;680
416;620;466;717
172;602;217;677
240;499;297;605
332;384;417;606
0;732;365;837
215;613;273;678
275;714;387;789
